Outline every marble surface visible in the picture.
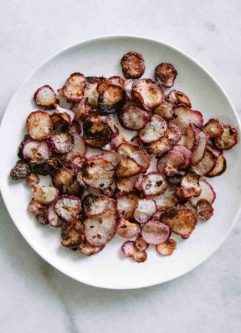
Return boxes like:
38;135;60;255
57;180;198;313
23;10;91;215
0;0;241;332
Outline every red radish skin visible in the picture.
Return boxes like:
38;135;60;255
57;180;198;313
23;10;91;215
141;219;171;245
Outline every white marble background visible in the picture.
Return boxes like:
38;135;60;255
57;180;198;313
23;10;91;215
0;0;241;332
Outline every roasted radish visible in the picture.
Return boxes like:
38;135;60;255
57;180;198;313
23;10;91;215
134;199;156;224
132;79;163;111
156;239;176;256
141;219;171;245
58;72;86;102
121;52;145;79
155;63;177;88
118;104;150;130
34;85;58;109
26;111;52;141
121;241;147;262
117;218;141;238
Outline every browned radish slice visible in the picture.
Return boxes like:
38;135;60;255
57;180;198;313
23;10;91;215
34;85;58;109
117;143;151;173
118;105;150;130
83;77;101;107
52;168;74;189
191;150;216;176
22;140;50;163
171;106;203;133
155;63;177;88
206;144;222;158
28;199;46;216
79;241;104;256
156;239;176;256
32;185;59;205
121;52;145;79
204;119;224;138
55;105;75;123
83;115;113;148
141;219;171;245
121;241;147;262
47;203;62;227
116;175;138;193
98;84;125;114
196;199;214;221
161;206;197;239
117;218;141;238
148;186;178;211
100;151;121;167
117;194;138;219
132;79;163;111
154;98;174;120
134;235;149;251
167;90;191;108
55;195;81;222
58;73;86;102
61;220;84;249
213;125;238;150
71;99;96;121
124;79;134;99
69;121;81;135
26;173;40;187
66;134;86;160
49;132;73;154
175;173;201;199
207;153;226;177
111;133;126;148
179;124;195;150
83;210;116;247
26;111;52;140
109;76;125;87
10;160;31;180
82;193;109;217
134;199;156;224
141;172;167;196
190;178;216;207
157;145;190;174
139;115;167;143
116;157;142;178
191;130;207;165
83;158;114;189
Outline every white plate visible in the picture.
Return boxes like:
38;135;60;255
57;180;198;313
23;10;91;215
0;36;240;290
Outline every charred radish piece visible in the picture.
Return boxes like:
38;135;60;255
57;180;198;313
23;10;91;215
82;193;109;217
134;235;149;252
167;90;191;108
98;84;125;114
213;125;238;150
117;194;138;219
55;105;75;124
121;241;147;263
156;239;176;256
207;153;226;177
196;199;214;221
55;195;81;222
83;77;103;107
191;150;216;176
132;79;163;111
118;104;150;130
121;52;145;79
124;79;134;99
161;206;197;239
139;115;167;143
61;220;84;249
26;111;52;141
190;178;216;207
22;140;50;163
58;73;86;102
34;85;57;109
116;175;138;193
83;115;113;148
171;106;203;134
72;99;96;121
49;132;73;154
116;158;142;178
191;130;207;165
10;160;31;180
175;173;201;199
148;186;178;211
117;218;141;238
79;241;104;256
141;219;171;245
154;98;174;121
26;173;40;187
47;204;62;227
155;63;177;88
141;172;167;196
134;199;156;224
66;133;86;160
32;185;59;205
204;119;224;138
117;143;151;173
52;168;74;190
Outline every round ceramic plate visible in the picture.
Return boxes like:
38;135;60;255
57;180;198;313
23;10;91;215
0;36;240;289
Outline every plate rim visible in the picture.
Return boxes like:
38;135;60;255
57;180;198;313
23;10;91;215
0;34;241;290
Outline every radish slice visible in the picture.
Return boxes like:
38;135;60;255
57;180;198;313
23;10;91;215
82;193;109;217
175;173;201;199
139;115;167;143
117;218;141;238
134;235;149;251
26;173;40;187
155;63;177;88
71;99;95;121
161;206;197;239
66;133;86;160
204;119;224;138
191;150;216;176
121;241;147;262
167;90;191;108
109;76;125;87
10;160;31;180
98;84;125;114
157;145;188;174
52;168;74;189
191;130;207;165
79;241;104;256
100;151;121;167
32;185;59;205
83;77;101;107
28;199;47;217
141;219;171;245
116;157;142;178
83;158;114;189
26;111;52;140
118;105;150;130
121;52;145;79
49;132;73;154
132;79;163;111
55;105;75;123
190;178;216;207
55;195;81;222
213;125;238;150
148;186;178;211
58;72;86;102
117;194;138;219
83;210;116;247
34;85;58;109
141;172;167;196
83;115;113;148
61;220;84;249
117;143;151;173
124;79;134;99
179;124;196;150
134;199;156;224
116;175;138;193
154;99;174;120
156;239;176;256
171;106;203;133
196;199;214;221
207;153;226;177
22;140;50;163
47;204;62;227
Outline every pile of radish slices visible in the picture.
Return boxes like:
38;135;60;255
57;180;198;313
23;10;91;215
10;51;238;262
